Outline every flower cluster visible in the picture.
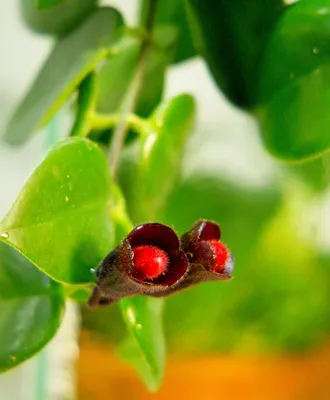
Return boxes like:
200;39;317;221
88;220;234;308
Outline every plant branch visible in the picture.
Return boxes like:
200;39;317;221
70;72;97;137
89;113;150;137
109;0;159;178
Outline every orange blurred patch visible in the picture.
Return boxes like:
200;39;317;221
77;332;330;400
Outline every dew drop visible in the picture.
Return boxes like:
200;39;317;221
1;232;9;239
90;268;96;274
313;47;320;55
136;324;142;330
65;196;69;202
127;307;136;325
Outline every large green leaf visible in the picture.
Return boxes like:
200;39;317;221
119;296;165;391
0;137;114;284
140;0;196;63
21;0;98;36
0;241;64;372
185;0;285;108
119;94;195;222
96;26;177;118
258;0;330;161
5;7;123;145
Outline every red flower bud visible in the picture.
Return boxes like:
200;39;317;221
88;223;189;308
181;219;233;277
163;219;234;294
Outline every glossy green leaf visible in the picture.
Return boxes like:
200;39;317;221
0;241;64;372
61;184;132;303
0;137;114;284
5;7;123;145
258;0;330;160
140;0;196;63
119;296;165;391
185;0;285;108
21;0;98;36
96;26;178;118
119;94;195;222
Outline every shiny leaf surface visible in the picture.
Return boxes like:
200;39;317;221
0;242;64;372
185;0;285;107
0;138;114;284
258;0;330;160
119;296;165;391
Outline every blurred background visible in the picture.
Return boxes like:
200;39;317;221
1;1;330;399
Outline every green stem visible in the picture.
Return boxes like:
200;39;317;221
109;0;159;178
89;113;150;137
70;72;97;137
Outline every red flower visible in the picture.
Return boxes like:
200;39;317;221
88;223;189;308
88;220;233;308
